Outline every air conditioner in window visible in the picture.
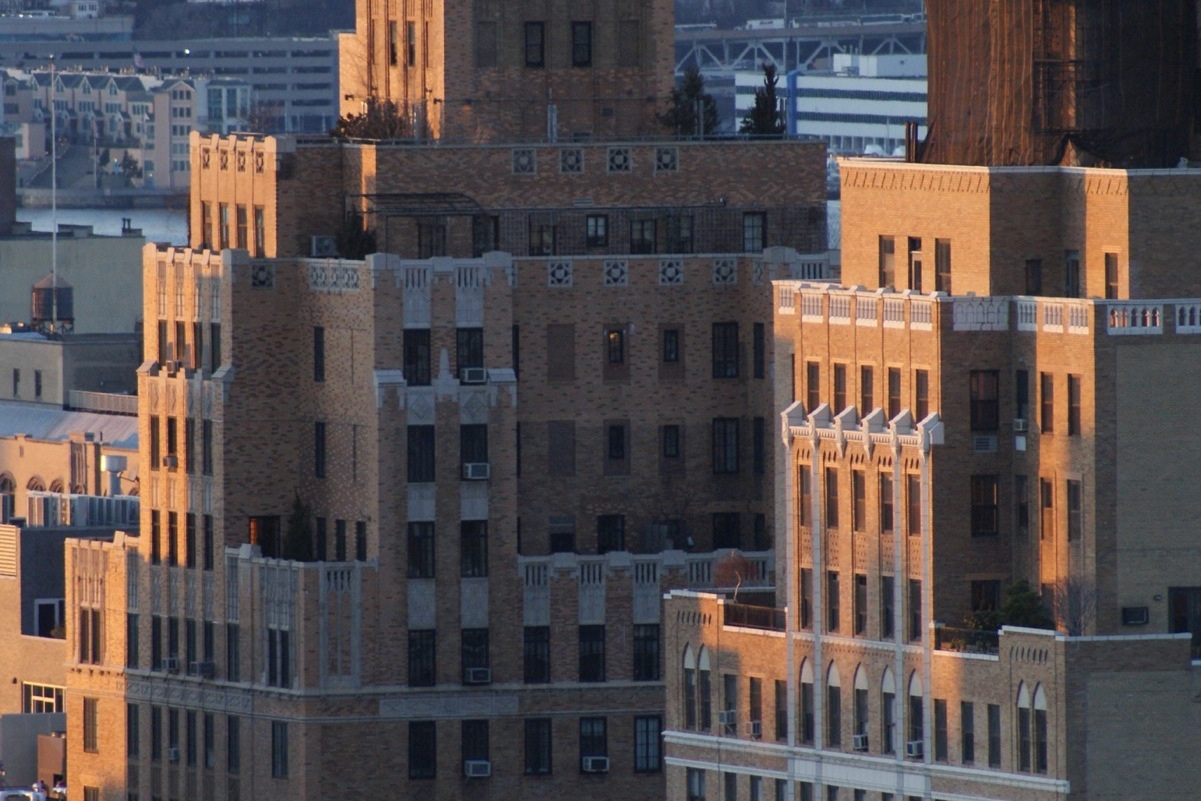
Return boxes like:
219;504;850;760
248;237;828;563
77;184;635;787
853;733;869;751
167;747;180;763
160;656;179;673
717;710;737;727
189;661;216;679
748;720;762;739
464;760;492;778
581;756;610;773
310;235;338;258
905;740;924;758
1013;418;1028;433
463;462;490;481
464;667;492;685
972;435;998;453
460;367;488;385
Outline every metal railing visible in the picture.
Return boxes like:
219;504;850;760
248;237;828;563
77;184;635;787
723;601;786;632
934;626;999;655
68;390;137;415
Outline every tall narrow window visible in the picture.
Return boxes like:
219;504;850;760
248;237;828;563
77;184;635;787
406;21;416;66
833;364;847;413
1040;372;1054;433
1016;369;1029;421
970;370;1000;431
404;330;432;386
806;361;820;411
1064;250;1081;298
1040;478;1054;540
860;366;874;412
934;699;948;762
935;239;951;293
970;475;999;536
254;206;265;256
712;323;739;378
907;236;922;292
854;574;867;634
825;468;839;529
1104;252;1119;299
743;212;766;252
1066;479;1082;541
826;571;840;632
388;21;398;65
408;720;435;779
909;579;922;642
800;568;812;629
218;204;229;249
571;21;592;67
524;627;550;684
1068;375;1081;435
524;22;545;67
460;521;488;577
906;475;921;537
987;703;1001;767
313;327;324;382
878;236;895;288
826;666;842;747
1015;474;1030;536
961;702;975;764
881;575;895;640
851;470;866;531
579;625;605;682
235;206;247;249
712;418;739;474
887;368;901;419
880;474;894;533
914;369;929;420
314;421;326;479
1025;258;1043;295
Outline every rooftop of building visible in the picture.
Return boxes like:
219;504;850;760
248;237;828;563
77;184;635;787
0;400;137;448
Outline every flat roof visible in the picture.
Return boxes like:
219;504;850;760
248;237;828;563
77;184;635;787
0;400;137;449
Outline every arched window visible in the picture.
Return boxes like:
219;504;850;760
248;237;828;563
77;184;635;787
697;647;713;731
1033;684;1047;774
1017;682;1032;772
682;645;697;731
907;671;924;753
800;658;815;745
881;667;896;754
48;479;64;494
26;476;45;492
826;661;842;747
853;664;870;748
0;472;14;492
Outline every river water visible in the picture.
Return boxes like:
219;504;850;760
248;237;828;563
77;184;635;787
17;207;187;245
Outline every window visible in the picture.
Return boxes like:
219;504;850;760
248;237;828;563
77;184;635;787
882;677;896;754
461;628;489;681
579;625;605;682
586;214;608;247
530;223;557;256
579;717;607;769
1064;250;1081;297
854;574;868;634
833;364;847;412
753;323;765;378
23;683;64;713
524;718;552;774
83;697;98;752
852;470;866;531
1017;686;1031;772
461;719;488;771
605;421;629;475
186;709;198;766
1015;475;1030;536
825;468;839;529
473;214;499;256
1105;252;1119;298
743;212;766;252
662;424;681;460
597;514;625;553
313;421;326;479
827;570;840;632
712;322;739;378
150;415;160;469
880;474;894;533
971;580;1001;616
806;361;820;411
1066;479;1082;541
909;579;922;642
1026;258;1043;295
712;418;740;474
970;370;999;431
605;326;625;366
799;469;811;529
860;365;874;412
961;701;975;764
725;772;738;801
630;219;656;253
687;768;706;801
126;613;138;668
1016;369;1029;420
1068;375;1081;435
224;715;240;773
1040;478;1054;539
635;716;662;771
915;369;929;420
971;475;999;536
633;624;660;680
753;417;765;475
409;720;435;779
888;367;901;419
721;673;738;733
456;328;483;376
266;628;290;688
934;699;948;761
775;680;788;741
79;608;101;664
826;668;841;747
524;626;550;683
235;206;248;248
407;425;435;483
335;519;347;560
34;370;42;399
404;329;431;386
408;630;436;687
218;204;229;249
407;522;434;578
460;424;488;474
712;513;740;550
907;236;923;291
202;420;213;476
879;236;896;287
800;664;815;744
525;22;545;67
461;520;488;577
935;239;952;293
1034;687;1048;774
662;328;680;363
126;702;140;758
985;703;1000;766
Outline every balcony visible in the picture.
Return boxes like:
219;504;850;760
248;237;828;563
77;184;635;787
722;601;785;631
934;625;999;655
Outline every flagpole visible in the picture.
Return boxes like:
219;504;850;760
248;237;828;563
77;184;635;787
50;53;57;334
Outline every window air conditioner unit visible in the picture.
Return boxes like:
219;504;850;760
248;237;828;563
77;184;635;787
464;667;492;685
167;747;180;763
163;455;178;469
463;462;490;481
464;760;492;778
717;710;737;727
972;435;997;453
189;661;216;679
748;720;762;739
161;657;179;673
310;235;338;258
461;367;487;385
853;733;869;751
906;740;923;758
581;756;610;773
1013;418;1028;433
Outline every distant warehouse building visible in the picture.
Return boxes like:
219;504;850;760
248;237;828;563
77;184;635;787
736;53;927;156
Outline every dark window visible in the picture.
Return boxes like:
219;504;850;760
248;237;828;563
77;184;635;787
456;328;484;376
827;679;841;747
579;625;605;682
712;513;740;550
157;321;168;366
408;630;436;687
151;706;162;761
409;721;436;779
1040;478;1054;540
879;236;895;287
168;512;178;566
833;364;847;412
888;367;901;419
185;418;195;474
314;421;326;479
880;474;894;533
604;421;629;475
1105;252;1119;299
881;575;895;639
462;719;489;767
461;520;488;577
150;415;160;469
909;579;922;642
961;702;975;764
461;628;489;680
186;709;197;766
827;570;840;632
335;519;347;560
1040;372;1054;433
406;21;416;66
712;323;739;378
404;330;431;386
934;699;948;762
743;212;766;252
799;469;811;529
935;239;951;293
753;323;765;378
460;424;488;473
1025;259;1043;295
407;425;435;483
226;715;240;773
971;475;999;536
860;366;874;412
524;626;550;683
226;623;239;681
907;236;923;292
569;20;593;65
852;470;866;531
1015;475;1030;535
854;573;868;634
915;370;929;420
1065;250;1081;297
524;719;552;774
248;515;280;559
202;419;213;476
806;361;820;412
1066;479;1082;541
667;213;694;253
629;219;656;253
579;717;607;768
634;716;662;772
633;624;660;680
127;702;140;758
126;613;139;668
586;214;608;247
825;467;839;529
473;214;499;256
662;424;681;459
1068;375;1081;435
530;223;557;256
800;567;812;629
971;580;1001;615
712;418;739;474
662;328;680;363
271;721;288;778
597;514;625;553
775;680;788;741
606;328;624;364
355;520;367;561
525;22;545;67
407;522;435;578
801;676;815;744
970;370;999;431
266;629;290;688
1016;369;1029;420
388;21;398;65
83;697;98;751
